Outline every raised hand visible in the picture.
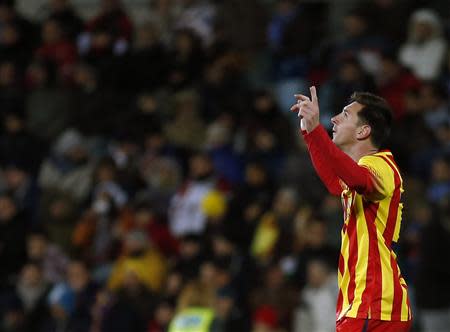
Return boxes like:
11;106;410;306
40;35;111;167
290;86;320;133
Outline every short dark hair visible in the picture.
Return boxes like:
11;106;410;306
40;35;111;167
350;92;393;148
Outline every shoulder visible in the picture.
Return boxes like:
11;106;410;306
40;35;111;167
358;153;393;177
358;152;400;197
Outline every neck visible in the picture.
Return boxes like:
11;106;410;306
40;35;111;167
341;142;378;162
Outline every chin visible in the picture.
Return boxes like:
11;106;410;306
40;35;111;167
332;138;343;148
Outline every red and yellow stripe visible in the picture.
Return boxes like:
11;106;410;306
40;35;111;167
336;151;411;322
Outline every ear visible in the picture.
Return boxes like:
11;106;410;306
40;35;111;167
356;124;371;140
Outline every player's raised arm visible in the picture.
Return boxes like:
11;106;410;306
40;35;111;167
291;87;343;196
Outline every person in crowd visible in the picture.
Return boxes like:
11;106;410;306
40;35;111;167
25;59;74;141
35;18;77;81
0;261;51;331
293;259;338;332
399;8;447;81
26;229;69;284
46;0;83;41
0;193;27;286
416;195;450;332
168;151;228;237
108;230;167;293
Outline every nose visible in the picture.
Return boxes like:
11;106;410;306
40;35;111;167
331;115;338;126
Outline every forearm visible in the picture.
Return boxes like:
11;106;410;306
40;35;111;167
303;125;374;193
300;129;343;196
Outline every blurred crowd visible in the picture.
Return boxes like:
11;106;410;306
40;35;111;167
0;0;449;331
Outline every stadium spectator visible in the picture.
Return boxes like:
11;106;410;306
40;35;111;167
25;59;74;141
251;187;299;262
168;152;226;237
293;259;338;332
175;0;217;47
108;230;167;293
35;18;78;81
80;0;132;51
26;229;69;284
416;196;450;331
399;8;447;81
46;0;83;41
0;261;50;331
376;52;421;119
0;193;27;286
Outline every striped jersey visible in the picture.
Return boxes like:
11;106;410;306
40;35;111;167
336;151;411;321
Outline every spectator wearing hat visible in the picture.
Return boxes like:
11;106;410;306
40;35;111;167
399;8;447;81
174;0;216;47
38;128;94;203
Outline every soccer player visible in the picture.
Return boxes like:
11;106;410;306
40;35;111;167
291;87;412;332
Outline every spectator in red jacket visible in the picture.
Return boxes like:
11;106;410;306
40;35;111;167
377;52;421;120
35;18;77;82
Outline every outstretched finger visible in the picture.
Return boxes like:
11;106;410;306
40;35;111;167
290;103;301;112
310;86;318;105
294;94;311;102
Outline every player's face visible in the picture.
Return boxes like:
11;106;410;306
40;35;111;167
331;102;364;149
